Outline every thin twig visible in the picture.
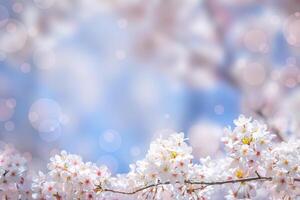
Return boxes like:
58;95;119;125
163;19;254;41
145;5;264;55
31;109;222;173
255;170;261;178
102;181;172;195
99;176;300;195
186;176;272;185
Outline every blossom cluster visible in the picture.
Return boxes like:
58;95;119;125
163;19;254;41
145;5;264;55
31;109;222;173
1;115;300;199
31;151;111;199
266;140;300;199
221;115;275;199
0;143;31;199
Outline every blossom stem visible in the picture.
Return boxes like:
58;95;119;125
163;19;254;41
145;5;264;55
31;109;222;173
186;176;272;185
102;182;172;195
101;176;300;195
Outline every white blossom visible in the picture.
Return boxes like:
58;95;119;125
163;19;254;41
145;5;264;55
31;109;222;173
0;143;32;199
31;151;111;199
0;115;299;199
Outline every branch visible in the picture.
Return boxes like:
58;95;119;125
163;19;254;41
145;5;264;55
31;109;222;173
98;176;300;195
101;181;172;195
186;176;271;185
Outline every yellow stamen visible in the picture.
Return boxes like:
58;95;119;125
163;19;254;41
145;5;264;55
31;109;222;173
170;151;178;159
242;137;253;145
235;169;244;179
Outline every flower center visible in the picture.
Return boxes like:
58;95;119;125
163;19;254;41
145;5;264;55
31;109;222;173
170;151;178;159
242;137;253;145
235;169;244;179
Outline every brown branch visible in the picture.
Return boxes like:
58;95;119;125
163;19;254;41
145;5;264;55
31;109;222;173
186;176;271;185
102;181;172;195
99;176;300;195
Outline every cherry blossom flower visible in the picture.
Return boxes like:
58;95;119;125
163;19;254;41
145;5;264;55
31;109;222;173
32;151;111;199
0;143;31;199
0;115;299;199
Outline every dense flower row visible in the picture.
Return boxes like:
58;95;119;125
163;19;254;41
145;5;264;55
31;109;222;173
0;115;300;199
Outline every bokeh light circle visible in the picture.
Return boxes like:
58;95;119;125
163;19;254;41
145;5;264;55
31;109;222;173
233;59;267;87
99;130;122;152
12;2;24;13
189;122;222;158
284;12;300;47
0;98;15;121
243;29;269;53
28;99;62;134
0;19;27;53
